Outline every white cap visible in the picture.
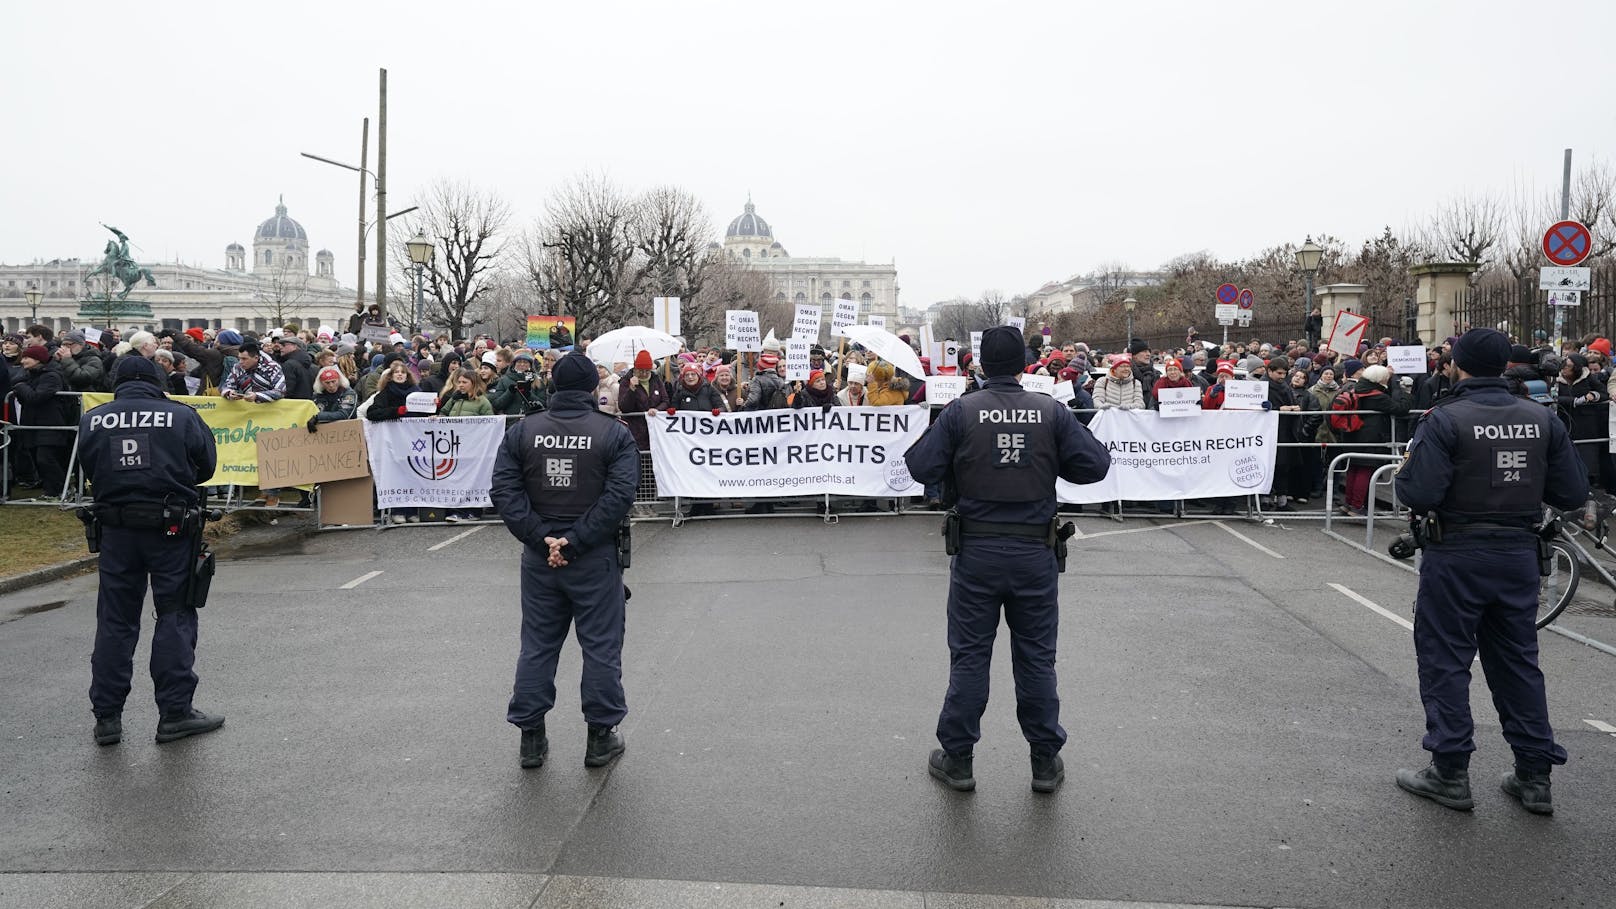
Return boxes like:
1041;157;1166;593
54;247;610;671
481;351;499;366
389;333;405;345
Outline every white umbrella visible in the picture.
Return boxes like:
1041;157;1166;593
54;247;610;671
587;325;681;367
835;325;925;380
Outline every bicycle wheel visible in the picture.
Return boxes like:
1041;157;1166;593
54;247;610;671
1538;541;1578;629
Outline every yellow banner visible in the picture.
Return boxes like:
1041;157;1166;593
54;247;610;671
82;393;317;487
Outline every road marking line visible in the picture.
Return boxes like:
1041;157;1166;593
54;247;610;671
1075;520;1199;540
1329;583;1414;631
428;525;485;552
1213;520;1286;559
339;570;383;590
1586;719;1616;735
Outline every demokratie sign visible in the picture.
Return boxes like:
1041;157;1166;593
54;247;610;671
646;405;927;498
1057;409;1278;504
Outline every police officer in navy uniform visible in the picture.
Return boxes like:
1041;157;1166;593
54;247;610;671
490;350;640;769
905;326;1112;793
76;356;221;746
1393;328;1587;814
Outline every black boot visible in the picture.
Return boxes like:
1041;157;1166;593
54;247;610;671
155;708;225;744
519;723;549;769
1395;762;1473;810
1031;751;1064;794
928;749;975;792
94;714;122;747
1501;767;1553;815
585;725;625;768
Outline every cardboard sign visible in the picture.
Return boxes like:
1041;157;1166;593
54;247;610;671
845;363;867;386
726;310;762;351
832;299;859;331
867;315;886;330
792;304;821;340
1021;374;1055;396
358;320;392;343
1326;310;1370;359
653;297;682;337
785;339;812;380
1222;380;1268;411
256;419;371;487
1386;345;1428;375
970;331;983;363
941;338;960;368
1007;316;1026;333
926;375;967;406
405;392;439;414
1157;385;1202;418
1052;380;1075;404
318;474;376;527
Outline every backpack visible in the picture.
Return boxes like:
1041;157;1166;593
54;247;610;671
1329;387;1381;433
768;384;791;410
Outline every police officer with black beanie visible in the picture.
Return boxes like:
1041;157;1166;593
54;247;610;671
76;355;221;746
490;350;640;769
1394;327;1586;814
904;326;1111;793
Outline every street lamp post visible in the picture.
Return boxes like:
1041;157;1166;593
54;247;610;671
24;283;42;325
1294;237;1324;319
1123;296;1137;345
406;230;433;336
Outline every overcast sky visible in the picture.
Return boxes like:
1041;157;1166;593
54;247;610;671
4;1;1614;309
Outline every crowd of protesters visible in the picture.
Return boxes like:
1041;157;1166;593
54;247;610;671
4;304;1610;520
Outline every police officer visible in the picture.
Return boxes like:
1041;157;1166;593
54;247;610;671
75;356;221;746
904;326;1112;793
1393;328;1587;814
490;350;640;769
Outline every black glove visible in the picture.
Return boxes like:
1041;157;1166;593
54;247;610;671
306;415;320;432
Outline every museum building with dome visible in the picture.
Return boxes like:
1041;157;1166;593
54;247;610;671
718;198;899;325
1;196;362;335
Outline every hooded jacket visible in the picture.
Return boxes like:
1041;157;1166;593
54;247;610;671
864;360;908;406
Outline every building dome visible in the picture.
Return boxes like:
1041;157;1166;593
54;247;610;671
725;200;772;239
226;242;245;253
256;196;307;241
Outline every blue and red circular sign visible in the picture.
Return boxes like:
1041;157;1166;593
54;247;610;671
1543;220;1592;266
1237;288;1255;310
1216;283;1239;305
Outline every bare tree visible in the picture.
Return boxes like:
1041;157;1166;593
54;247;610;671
633;186;718;342
250;258;310;328
1419;194;1505;267
693;257;781;346
396;179;510;340
1087;261;1133;308
522;174;643;337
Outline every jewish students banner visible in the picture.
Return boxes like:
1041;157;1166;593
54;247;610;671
646;406;928;498
1058;409;1278;503
362;416;506;509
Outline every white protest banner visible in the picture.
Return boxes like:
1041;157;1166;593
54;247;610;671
1058;409;1278;504
726;310;762;351
867;315;886;330
83;327;103;346
653;297;682;337
941;337;960;368
793;304;821;340
1007;316;1026;333
1157;385;1202;418
184;376;202;395
1326;310;1369;359
358;320;392;344
405;391;440;414
362;416;505;509
1021;374;1055;396
832;298;859;332
646;406;928;499
785;339;812;380
1387;345;1427;375
1222;380;1267;411
1052;380;1075;404
926;375;967;406
970;331;983;362
845;363;867;386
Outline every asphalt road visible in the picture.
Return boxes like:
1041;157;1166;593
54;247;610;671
1;509;1613;909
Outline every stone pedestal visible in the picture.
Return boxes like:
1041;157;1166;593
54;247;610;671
1409;263;1477;345
1315;283;1368;340
76;296;155;328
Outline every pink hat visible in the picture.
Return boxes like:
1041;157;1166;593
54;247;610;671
317;366;342;383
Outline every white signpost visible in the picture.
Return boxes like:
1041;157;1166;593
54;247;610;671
1547;290;1582;307
832;299;859;332
970;331;983;362
784;339;812;380
652;297;681;337
1539;267;1592;291
726;310;761;351
1214;303;1238;325
792;304;821;340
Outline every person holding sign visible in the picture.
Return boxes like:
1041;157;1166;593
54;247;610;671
904;327;1112;794
1091;356;1146;410
1150;358;1196;405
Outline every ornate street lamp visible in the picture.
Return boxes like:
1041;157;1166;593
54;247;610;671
23;282;42;324
1123;296;1137;344
405;230;434;335
1295;237;1323;314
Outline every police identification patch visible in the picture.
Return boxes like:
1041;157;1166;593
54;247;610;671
114;434;151;471
1492;446;1530;488
545;456;575;489
994;431;1029;469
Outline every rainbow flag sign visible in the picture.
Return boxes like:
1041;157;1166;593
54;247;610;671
527;315;576;350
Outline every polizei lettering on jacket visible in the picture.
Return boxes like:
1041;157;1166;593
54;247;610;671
88;411;174;431
1472;423;1542;440
976;408;1045;424
531;434;594;450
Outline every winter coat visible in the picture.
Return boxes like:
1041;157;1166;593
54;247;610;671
61;347;107;392
312;386;359;423
864;361;908;407
365;377;422;422
1151;374;1195;403
743;370;789;410
12;361;69;430
1308;381;1341;443
595;377;621;414
616;372;669;451
1092;375;1146;410
1556;374;1609;443
491;356;548;415
438;392;494;417
671;379;724;412
1338;377;1411;452
792;381;838;410
175;334;225;391
276;345;316;400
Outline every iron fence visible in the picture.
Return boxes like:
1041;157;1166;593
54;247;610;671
1454;264;1616;343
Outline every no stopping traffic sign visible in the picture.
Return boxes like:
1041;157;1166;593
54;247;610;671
1542;220;1592;267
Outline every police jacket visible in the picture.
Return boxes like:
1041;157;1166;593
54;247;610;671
12;361;69;428
904;375;1112;526
76;380;215;508
1394;378;1585;536
488;389;639;555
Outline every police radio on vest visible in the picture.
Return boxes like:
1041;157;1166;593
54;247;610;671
89;411;174;431
1474;423;1542;440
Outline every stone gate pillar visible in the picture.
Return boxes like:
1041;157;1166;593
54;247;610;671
1314;283;1368;344
1409;263;1477;345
